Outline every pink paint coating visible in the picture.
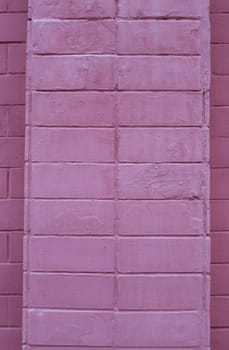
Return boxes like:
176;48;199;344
24;0;210;349
211;0;229;349
0;0;26;349
0;0;215;349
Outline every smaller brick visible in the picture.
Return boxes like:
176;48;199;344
0;233;7;262
211;76;229;106
118;56;201;91
211;296;229;327
211;264;229;295
0;75;25;104
0;0;7;11
0;329;21;350
0;45;6;73
30;200;114;235
8;44;26;73
0;14;27;42
211;0;229;12
9;296;22;327
211;169;229;199
119;128;203;163
29;237;114;272
32;56;116;91
28;274;114;309
7;0;28;11
211;233;229;263
0;169;7;198
32;21;116;54
7;106;25;136
212;44;229;75
117;275;203;310
212;329;229;350
0;137;24;167
211;14;229;43
211;200;229;231
118;238;204;273
31;0;116;19
9;232;23;262
0;199;23;230
118;20;200;54
115;312;201;347
211;138;229;167
9;169;24;198
0;264;22;294
32;92;115;127
0;108;7;136
27;309;113;346
0;296;8;326
118;92;202;126
31;128;114;162
119;0;204;18
211;107;229;137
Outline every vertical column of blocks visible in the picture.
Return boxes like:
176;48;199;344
116;1;210;349
24;1;117;349
24;1;210;349
211;1;229;349
0;0;27;349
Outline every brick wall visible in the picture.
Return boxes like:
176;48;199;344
211;0;229;349
22;0;210;349
23;1;211;349
0;0;27;349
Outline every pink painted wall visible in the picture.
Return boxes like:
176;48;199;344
23;0;210;349
0;0;27;349
211;0;229;349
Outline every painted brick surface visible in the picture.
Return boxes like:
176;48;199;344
0;1;27;349
118;201;204;235
118;164;206;199
32;21;116;54
25;1;210;349
30;200;114;235
28;274;114;309
118;56;201;90
119;0;206;18
119;128;204;162
31;128;115;162
117;92;203;126
117;238;209;273
117;20;201;54
211;1;229;349
31;56;116;90
30;0;116;19
31;92;115;126
117;275;203;310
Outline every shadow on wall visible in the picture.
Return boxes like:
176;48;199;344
211;0;229;349
0;0;27;348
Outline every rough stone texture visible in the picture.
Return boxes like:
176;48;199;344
0;1;27;349
211;1;229;349
24;0;210;349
